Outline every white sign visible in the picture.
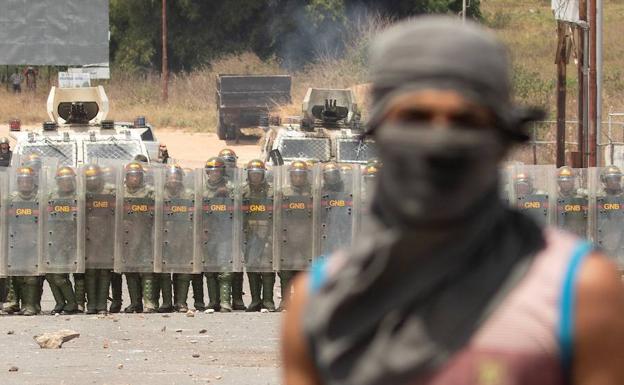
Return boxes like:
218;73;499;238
58;72;91;88
552;0;580;23
68;64;110;80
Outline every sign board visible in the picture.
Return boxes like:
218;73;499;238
552;0;580;23
69;65;110;80
58;72;91;88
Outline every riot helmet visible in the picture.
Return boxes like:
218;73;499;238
55;166;77;195
165;164;185;196
513;172;533;197
218;148;237;168
17;166;37;197
289;160;309;188
84;164;104;193
600;165;623;195
322;162;341;187
246;159;266;186
205;157;226;186
557;166;576;196
125;162;145;190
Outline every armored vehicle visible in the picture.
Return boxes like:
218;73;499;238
261;88;377;165
216;74;292;141
11;86;159;166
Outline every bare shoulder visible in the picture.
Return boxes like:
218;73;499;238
574;252;624;385
281;273;322;385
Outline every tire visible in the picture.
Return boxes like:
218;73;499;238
217;114;227;140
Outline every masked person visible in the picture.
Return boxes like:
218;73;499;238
556;166;588;238
282;17;624;385
218;148;246;310
277;160;313;311
3;167;43;315
44;167;80;315
201;157;237;312
83;165;115;314
595;165;624;268
0;137;12;167
120;162;157;313
243;160;275;312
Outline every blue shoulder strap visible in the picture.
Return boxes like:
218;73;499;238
310;256;330;293
558;240;592;383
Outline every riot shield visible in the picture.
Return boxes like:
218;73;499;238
1;167;43;276
241;165;276;272
154;167;199;274
114;164;160;273
555;168;588;238
315;163;359;257
588;167;624;268
84;164;119;270
510;164;556;227
198;168;242;273
354;164;378;239
273;165;317;271
40;165;85;274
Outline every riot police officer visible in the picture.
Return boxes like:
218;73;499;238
0;137;12;167
218;148;246;310
84;165;115;314
277;160;313;311
3;167;42;315
121;162;157;313
158;164;193;313
556;166;588;238
45;166;80;314
243;160;276;312
202;157;236;312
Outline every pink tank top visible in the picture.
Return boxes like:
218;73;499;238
416;229;587;385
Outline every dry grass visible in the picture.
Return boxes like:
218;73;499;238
0;1;622;137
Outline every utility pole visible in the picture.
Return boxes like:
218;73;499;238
555;21;568;168
462;0;467;23
588;0;597;166
161;0;169;103
596;0;603;166
577;0;587;168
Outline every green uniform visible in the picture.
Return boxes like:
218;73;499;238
243;181;275;312
202;179;235;312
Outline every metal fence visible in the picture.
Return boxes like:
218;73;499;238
510;113;624;166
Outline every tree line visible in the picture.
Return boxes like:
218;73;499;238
110;0;481;72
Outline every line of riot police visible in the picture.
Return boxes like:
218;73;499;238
503;163;624;269
0;152;381;315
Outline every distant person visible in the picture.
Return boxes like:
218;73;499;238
9;68;23;93
0;137;12;167
158;144;170;164
23;66;37;91
282;17;624;385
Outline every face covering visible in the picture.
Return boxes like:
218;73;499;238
373;124;506;228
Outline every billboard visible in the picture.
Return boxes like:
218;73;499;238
0;0;109;65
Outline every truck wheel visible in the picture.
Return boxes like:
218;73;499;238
217;115;227;140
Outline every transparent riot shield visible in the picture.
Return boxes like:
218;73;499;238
1;167;43;276
241;165;276;272
114;163;160;273
509;164;556;227
198;167;242;273
84;164;119;270
154;167;199;274
273;165;317;271
315;163;359;258
354;165;378;239
40;165;85;274
555;167;588;238
0;170;6;277
588;167;624;268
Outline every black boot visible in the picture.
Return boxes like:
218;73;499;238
246;273;262;312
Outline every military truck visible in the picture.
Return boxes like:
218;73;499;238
216;74;292;140
10;86;159;166
261;88;377;165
